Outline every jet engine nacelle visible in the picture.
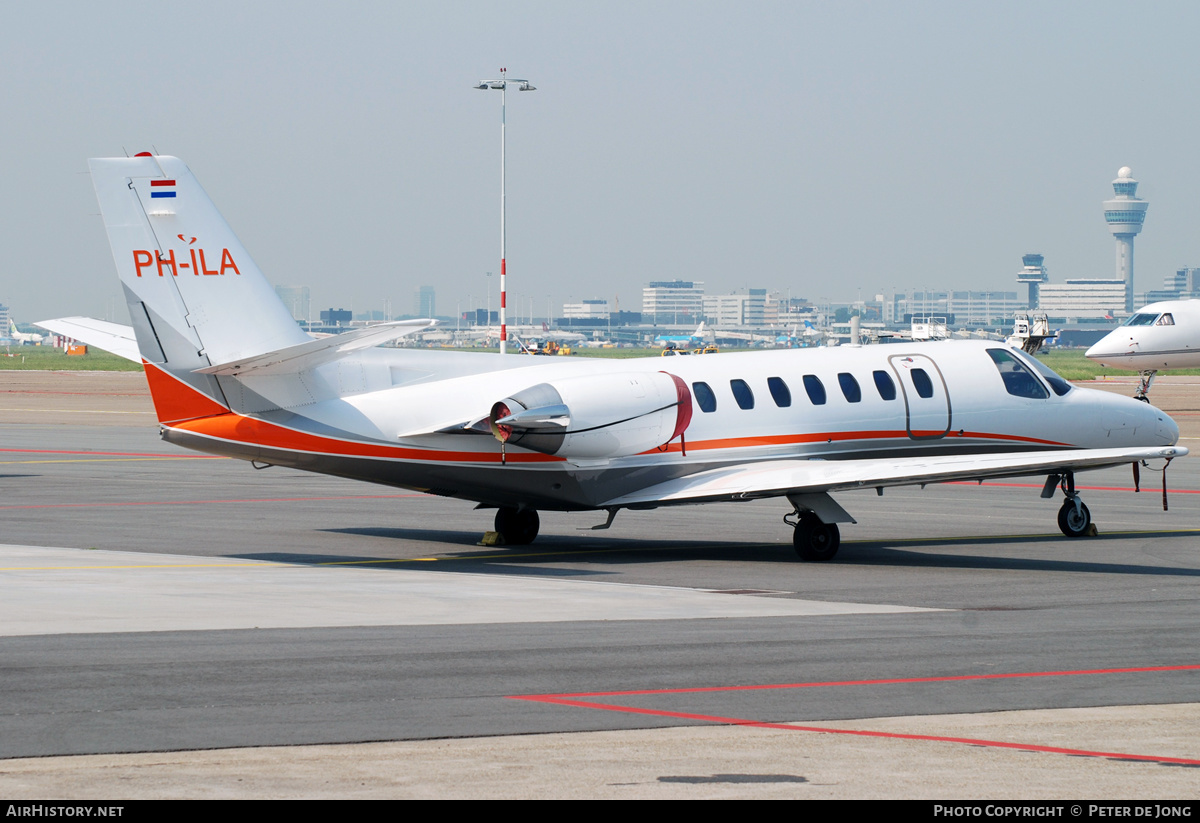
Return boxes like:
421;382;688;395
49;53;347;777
489;371;692;459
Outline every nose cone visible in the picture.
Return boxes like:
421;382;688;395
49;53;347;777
1129;395;1180;445
1154;405;1180;445
1085;330;1125;364
1090;390;1179;447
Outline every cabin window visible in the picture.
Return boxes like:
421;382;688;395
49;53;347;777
873;370;897;401
986;349;1049;399
1124;313;1158;326
730;379;754;410
910;368;935;399
693;381;717;413
767;376;791;407
1157;313;1175;326
802;374;827;405
838;373;862;403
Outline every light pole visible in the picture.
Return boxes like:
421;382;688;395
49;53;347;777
475;68;536;354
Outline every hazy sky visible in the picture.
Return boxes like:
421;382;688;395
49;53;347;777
3;1;1200;323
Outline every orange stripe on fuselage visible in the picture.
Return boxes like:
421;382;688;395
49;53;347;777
172;410;562;464
648;428;1069;454
171;413;1070;466
142;361;230;425
142;362;1070;463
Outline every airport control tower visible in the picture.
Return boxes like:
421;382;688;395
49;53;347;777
1017;253;1049;309
1103;166;1148;313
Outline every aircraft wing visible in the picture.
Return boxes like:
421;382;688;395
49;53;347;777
34;317;141;362
601;446;1186;508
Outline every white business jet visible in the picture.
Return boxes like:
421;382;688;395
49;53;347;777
38;156;1184;560
1085;300;1200;400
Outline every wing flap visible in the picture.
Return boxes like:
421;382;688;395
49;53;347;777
602;446;1187;507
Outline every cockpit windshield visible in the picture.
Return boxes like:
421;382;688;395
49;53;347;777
987;349;1049;399
1124;313;1159;326
1019;352;1073;396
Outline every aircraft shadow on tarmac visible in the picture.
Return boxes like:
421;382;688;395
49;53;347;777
232;529;793;576
843;534;1200;577
221;526;1200;578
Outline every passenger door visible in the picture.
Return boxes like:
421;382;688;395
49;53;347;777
888;354;951;439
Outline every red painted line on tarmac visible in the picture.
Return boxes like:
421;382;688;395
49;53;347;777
0;448;220;458
519;664;1200;699
0;493;428;511
509;665;1200;766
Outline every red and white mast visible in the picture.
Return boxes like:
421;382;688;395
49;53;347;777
475;68;536;354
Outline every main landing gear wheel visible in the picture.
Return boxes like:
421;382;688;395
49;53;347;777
1057;499;1092;538
792;513;840;562
495;507;540;545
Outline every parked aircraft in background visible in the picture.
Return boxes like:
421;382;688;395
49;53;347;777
1085;300;1200;400
39;155;1185;560
654;322;707;348
8;320;44;345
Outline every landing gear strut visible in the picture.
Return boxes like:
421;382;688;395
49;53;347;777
1135;370;1157;402
791;512;840;561
1055;473;1093;538
494;507;540;545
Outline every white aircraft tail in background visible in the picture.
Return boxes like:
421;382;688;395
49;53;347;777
7;320;44;345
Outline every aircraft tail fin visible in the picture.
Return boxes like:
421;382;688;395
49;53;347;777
89;154;312;423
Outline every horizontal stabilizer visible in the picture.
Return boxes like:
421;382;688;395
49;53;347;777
194;319;437;377
602;446;1188;508
34;317;141;362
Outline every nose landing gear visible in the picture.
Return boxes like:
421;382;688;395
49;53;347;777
1055;472;1095;537
1057;497;1093;537
1135;370;1157;402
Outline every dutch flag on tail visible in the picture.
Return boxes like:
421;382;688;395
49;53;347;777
150;179;176;198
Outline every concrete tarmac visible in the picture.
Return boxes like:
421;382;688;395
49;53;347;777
1;370;1199;799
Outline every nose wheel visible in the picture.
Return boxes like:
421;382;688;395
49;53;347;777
1135;370;1157;402
1055;472;1094;537
792;512;840;561
1057;497;1092;537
